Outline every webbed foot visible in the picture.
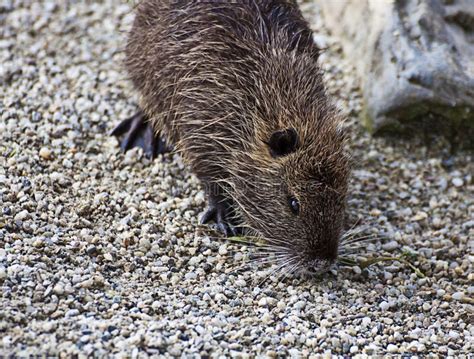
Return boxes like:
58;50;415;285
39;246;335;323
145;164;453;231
200;194;240;237
111;111;171;159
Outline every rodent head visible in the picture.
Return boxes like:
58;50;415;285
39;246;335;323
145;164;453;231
231;117;350;275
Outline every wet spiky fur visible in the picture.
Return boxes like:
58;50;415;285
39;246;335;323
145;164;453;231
125;0;351;273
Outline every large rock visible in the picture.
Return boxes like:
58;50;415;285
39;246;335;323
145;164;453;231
319;0;474;146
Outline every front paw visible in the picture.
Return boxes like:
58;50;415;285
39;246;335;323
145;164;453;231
200;200;238;237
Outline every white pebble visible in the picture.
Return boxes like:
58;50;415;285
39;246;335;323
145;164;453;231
382;241;399;251
53;284;64;295
218;245;228;256
379;301;390;311
448;330;460;340
350;345;358;354
384;271;393;280
39;147;52;160
42;322;55;332
451;178;463;187
0;267;6;280
261;312;272;324
185;272;197;280
387;344;398;353
139;237;151;250
294;301;306;310
103;253;113;261
235;279;246;287
14;210;30;222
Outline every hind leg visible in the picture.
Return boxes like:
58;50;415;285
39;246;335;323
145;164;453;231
111;110;172;159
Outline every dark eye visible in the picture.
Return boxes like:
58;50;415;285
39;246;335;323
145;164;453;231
288;197;300;215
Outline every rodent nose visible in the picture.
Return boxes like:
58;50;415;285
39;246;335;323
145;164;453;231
318;238;339;262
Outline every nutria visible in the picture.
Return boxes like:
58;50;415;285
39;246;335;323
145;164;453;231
112;0;351;274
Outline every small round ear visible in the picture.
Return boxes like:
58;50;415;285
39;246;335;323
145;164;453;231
267;128;299;157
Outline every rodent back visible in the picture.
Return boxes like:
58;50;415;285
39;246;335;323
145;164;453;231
125;0;321;175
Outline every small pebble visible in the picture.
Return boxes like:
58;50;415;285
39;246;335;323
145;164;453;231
39;147;52;160
218;245;228;256
387;344;398;353
382;241;399;251
451;178;463;187
235;279;246;287
0;267;6;280
53;284;64;296
103;253;113;261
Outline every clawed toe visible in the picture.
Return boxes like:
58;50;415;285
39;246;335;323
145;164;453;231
201;200;239;237
216;221;238;237
200;206;217;225
111;111;171;159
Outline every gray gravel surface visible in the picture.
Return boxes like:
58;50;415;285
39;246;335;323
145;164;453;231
1;1;473;357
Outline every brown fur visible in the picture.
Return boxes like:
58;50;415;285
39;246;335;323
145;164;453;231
125;0;351;273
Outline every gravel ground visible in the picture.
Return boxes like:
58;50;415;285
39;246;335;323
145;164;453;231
1;1;473;357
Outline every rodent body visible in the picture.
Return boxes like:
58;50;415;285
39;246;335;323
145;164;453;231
115;0;351;274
